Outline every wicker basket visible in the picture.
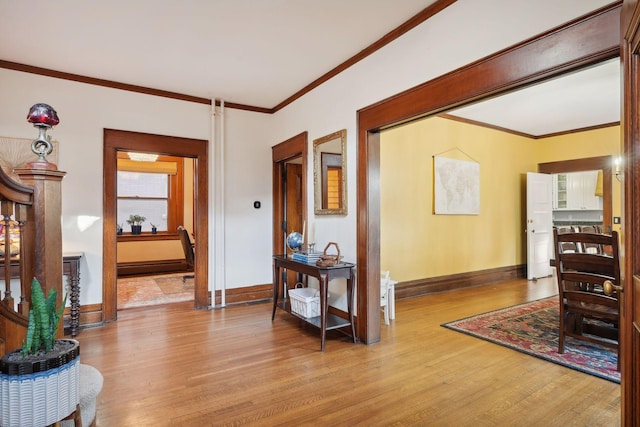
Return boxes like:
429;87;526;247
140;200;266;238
288;287;321;318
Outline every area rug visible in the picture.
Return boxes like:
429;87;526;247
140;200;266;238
442;297;620;383
117;273;194;309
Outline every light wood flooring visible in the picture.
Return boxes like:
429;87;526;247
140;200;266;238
76;276;620;426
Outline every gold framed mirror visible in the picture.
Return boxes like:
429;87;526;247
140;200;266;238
313;129;347;215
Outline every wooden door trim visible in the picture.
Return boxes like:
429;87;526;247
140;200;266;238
272;132;308;256
621;1;640;423
103;129;209;322
356;4;621;344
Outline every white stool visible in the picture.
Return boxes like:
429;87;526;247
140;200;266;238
61;364;103;427
381;271;397;325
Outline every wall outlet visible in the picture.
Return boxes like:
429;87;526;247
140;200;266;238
613;216;621;224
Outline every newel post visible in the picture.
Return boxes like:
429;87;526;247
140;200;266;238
15;166;66;335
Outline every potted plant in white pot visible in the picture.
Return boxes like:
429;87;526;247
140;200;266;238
126;214;146;235
0;278;80;427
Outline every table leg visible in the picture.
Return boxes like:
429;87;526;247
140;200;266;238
272;263;279;321
66;259;81;338
389;281;396;320
319;273;328;352
68;273;80;337
347;271;356;343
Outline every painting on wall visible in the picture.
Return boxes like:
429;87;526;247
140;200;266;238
433;155;480;215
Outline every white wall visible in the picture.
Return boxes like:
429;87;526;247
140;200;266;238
0;0;610;306
0;69;272;304
269;0;610;308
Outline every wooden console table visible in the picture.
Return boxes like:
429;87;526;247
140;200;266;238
0;252;83;337
272;255;356;351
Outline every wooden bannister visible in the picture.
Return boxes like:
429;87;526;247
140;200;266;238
0;159;65;352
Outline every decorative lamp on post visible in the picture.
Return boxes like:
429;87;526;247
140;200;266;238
26;103;60;170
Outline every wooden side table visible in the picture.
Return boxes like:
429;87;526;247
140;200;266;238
272;255;356;351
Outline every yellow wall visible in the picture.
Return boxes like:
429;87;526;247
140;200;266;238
380;118;620;283
117;240;184;262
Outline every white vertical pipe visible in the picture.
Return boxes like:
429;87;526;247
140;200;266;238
219;99;226;307
211;99;227;308
209;100;217;307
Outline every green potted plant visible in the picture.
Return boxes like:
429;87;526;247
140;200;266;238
150;223;158;234
0;278;80;426
126;214;146;235
117;222;123;235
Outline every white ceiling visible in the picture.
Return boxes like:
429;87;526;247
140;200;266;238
0;1;620;136
448;58;620;137
0;0;436;109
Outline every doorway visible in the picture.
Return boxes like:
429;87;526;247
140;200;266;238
272;132;308;287
538;156;613;231
102;129;209;322
355;6;618;345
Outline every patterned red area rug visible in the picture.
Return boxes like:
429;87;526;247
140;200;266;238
442;297;620;383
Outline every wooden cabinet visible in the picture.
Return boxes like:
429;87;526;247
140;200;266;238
553;171;602;210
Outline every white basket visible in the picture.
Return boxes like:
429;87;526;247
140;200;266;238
288;287;321;318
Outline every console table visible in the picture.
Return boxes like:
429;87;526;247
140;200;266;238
0;252;83;337
272;255;356;351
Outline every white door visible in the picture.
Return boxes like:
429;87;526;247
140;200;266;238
526;172;553;280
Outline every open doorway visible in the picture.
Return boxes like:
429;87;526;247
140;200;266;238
272;132;308;287
356;6;618;344
114;151;196;309
102;129;209;322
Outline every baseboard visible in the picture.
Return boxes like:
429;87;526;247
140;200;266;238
71;265;525;329
212;284;272;306
117;259;189;277
395;264;526;300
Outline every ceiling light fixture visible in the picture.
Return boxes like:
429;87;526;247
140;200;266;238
127;152;159;162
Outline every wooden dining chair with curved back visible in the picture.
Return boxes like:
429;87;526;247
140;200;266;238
553;227;621;369
177;226;195;283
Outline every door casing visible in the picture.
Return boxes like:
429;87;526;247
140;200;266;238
102;129;209;322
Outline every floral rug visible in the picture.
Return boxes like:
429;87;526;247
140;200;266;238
441;297;620;383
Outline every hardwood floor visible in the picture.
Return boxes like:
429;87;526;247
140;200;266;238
117;273;194;309
77;276;620;426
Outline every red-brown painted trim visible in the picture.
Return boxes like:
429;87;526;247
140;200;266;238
395;265;526;300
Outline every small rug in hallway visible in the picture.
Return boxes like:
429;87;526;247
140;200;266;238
441;297;620;383
117;273;194;309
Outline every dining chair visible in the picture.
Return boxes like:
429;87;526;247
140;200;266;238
553;228;620;369
177;226;195;283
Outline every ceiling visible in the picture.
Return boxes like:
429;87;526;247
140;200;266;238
0;0;437;109
447;58;620;138
0;1;619;136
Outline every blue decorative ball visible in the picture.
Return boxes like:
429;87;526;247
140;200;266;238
286;231;303;251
